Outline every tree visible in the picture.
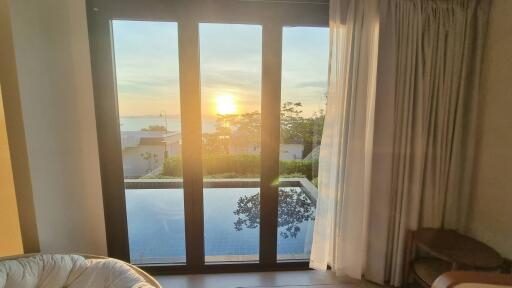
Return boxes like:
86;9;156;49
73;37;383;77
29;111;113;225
140;152;158;173
281;102;306;144
233;188;315;239
224;112;261;154
280;102;325;156
203;132;230;156
201;101;324;164
203;112;261;156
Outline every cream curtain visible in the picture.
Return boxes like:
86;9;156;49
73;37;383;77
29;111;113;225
312;0;490;285
309;0;379;279
366;0;490;286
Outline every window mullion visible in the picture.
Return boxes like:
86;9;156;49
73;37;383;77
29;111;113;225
178;19;205;269
87;4;131;261
260;23;283;266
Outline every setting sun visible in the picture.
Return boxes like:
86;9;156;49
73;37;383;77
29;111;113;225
215;94;237;115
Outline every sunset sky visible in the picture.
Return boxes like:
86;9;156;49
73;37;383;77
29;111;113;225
112;21;329;119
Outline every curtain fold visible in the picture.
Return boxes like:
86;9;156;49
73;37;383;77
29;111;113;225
366;0;490;286
310;0;379;279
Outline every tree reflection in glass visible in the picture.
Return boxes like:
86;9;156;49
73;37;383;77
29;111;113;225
233;188;315;239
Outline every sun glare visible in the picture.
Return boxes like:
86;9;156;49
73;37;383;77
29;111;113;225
216;94;237;115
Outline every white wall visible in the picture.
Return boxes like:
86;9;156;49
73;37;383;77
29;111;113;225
466;0;512;260
123;146;166;178
9;0;107;255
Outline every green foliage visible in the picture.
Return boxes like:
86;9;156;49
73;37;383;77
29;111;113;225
202;102;324;158
280;101;325;156
203;112;261;156
279;159;318;180
162;156;183;177
203;154;260;176
140;152;159;173
162;155;317;180
161;101;324;179
311;177;319;188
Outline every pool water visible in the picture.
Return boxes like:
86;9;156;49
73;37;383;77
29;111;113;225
125;188;315;264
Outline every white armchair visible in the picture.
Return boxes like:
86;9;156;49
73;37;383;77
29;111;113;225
0;254;161;288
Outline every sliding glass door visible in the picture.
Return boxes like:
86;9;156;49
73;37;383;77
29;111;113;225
112;21;186;265
200;23;263;263
87;0;328;273
278;27;329;261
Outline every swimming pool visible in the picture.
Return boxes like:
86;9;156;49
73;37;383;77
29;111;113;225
125;185;316;264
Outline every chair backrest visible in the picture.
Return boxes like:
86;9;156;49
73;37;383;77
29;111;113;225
78;254;161;287
432;271;512;288
0;253;161;288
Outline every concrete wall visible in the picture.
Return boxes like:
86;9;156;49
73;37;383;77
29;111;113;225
466;0;512;260
0;86;24;257
280;144;305;160
123;145;167;178
8;0;107;255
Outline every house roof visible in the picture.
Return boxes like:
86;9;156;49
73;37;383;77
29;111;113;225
121;131;180;149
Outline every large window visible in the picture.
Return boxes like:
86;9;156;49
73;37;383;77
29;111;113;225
87;0;328;273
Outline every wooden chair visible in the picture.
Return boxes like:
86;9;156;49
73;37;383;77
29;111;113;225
503;258;512;274
402;228;504;288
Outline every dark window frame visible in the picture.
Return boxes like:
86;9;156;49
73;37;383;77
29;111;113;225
86;0;328;275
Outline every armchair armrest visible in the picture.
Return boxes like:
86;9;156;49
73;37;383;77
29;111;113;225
433;271;512;288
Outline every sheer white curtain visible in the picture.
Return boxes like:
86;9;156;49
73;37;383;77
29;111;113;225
309;0;379;279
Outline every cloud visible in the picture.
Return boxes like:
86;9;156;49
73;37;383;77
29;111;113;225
112;21;329;118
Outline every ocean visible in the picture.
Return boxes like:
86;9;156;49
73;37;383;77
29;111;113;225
120;116;216;133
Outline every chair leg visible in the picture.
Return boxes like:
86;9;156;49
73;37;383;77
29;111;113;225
402;230;414;288
502;258;511;274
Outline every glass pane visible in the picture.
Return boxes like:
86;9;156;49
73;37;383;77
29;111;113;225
278;27;329;261
200;23;262;263
112;20;186;264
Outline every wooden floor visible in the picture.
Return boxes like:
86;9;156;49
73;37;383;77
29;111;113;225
156;270;383;288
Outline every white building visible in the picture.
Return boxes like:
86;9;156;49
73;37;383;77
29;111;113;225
279;144;304;160
121;131;181;178
229;142;304;160
121;129;305;178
